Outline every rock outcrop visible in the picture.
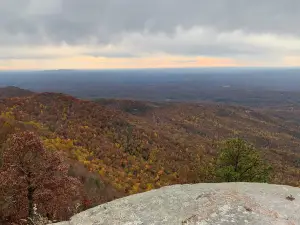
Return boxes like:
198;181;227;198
53;182;300;225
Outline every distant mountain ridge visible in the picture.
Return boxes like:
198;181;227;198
0;86;34;98
1;69;300;107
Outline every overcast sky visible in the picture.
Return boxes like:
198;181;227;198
0;0;299;70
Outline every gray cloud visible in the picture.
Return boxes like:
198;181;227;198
1;0;299;44
85;51;136;58
0;0;299;60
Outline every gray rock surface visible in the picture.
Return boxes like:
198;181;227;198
53;182;300;225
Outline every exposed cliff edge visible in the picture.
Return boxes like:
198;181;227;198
53;182;300;225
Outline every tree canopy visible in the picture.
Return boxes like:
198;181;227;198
0;131;82;224
215;138;271;182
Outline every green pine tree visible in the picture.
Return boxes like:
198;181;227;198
215;138;272;182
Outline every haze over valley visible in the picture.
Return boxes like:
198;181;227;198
1;68;300;108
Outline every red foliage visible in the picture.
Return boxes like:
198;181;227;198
0;131;82;224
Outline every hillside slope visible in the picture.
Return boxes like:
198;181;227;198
96;98;300;184
0;93;299;196
0;86;34;98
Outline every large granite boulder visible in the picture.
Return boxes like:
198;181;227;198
53;182;300;225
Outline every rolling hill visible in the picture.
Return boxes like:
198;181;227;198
0;86;34;99
1;88;300;222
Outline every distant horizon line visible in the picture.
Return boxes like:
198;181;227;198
1;66;300;72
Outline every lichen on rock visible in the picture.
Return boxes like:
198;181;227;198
53;182;300;225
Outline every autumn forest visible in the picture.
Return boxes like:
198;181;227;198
0;86;300;224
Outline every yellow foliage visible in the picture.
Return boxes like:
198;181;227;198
99;168;105;176
23;121;43;129
131;183;140;194
83;160;90;166
1;111;15;120
43;137;93;164
146;183;154;191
